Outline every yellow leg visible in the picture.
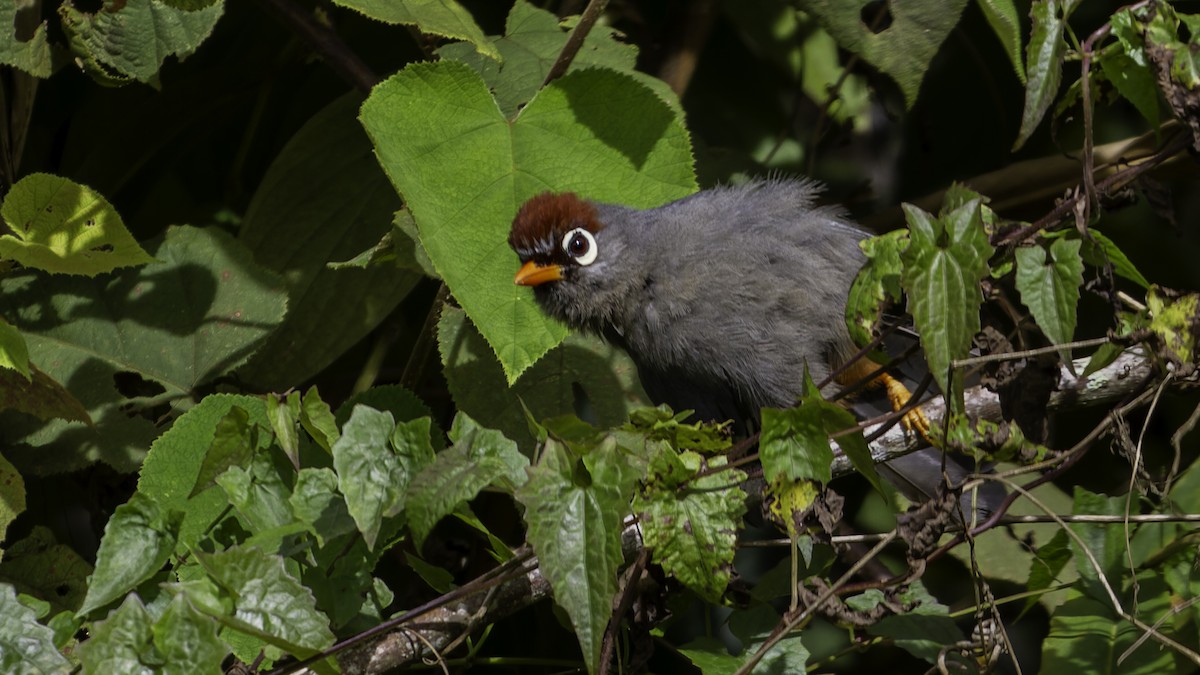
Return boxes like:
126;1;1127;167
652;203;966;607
836;359;932;441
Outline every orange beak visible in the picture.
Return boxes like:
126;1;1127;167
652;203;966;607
514;260;563;286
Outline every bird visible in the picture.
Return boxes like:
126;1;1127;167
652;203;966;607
508;178;994;514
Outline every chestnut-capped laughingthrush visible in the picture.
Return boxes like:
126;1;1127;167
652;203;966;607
508;178;996;513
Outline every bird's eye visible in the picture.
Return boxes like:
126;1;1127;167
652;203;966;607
561;228;597;266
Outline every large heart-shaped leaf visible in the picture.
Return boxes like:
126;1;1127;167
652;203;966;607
360;60;695;383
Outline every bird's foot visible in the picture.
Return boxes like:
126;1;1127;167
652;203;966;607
881;373;933;443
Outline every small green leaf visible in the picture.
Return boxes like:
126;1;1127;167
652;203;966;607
151;594;225;675
190;406;255;498
0;318;29;379
846;230;908;348
1024;529;1072;614
78;595;155;675
1015;237;1083;351
1080;229;1150;288
216;452;294;537
515;436;639;674
0;1;52;77
1147;287;1199;365
332;406;400;550
193;546;334;657
290;468;357;547
635;449;746;603
0;583;71;674
900;199;993;411
406;413;526;548
976;0;1024;83
1099;49;1160;131
1067;488;1125;603
332;0;498;61
1014;0;1075;150
299;386;340;453
438;0;673;118
0;453;24;544
0;527;92;616
79;493;182;617
59;0;223;84
0;173;154;276
803;0;970;107
266;391;301;468
760;404;833;485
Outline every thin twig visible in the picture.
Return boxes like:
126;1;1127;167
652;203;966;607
543;0;610;86
951;336;1110;369
256;0;380;92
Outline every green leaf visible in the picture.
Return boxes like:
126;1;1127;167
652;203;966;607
438;0;674;118
976;0;1024;83
0;453;25;544
332;0;498;61
0;317;29;380
333;407;433;549
1015;237;1083;351
845;230;908;348
299;386;340;453
77;595;155;675
1024;528;1072;614
152;595;225;675
266;391;301;468
634;449;746;603
1081;229;1150;289
801;0;970;107
216;452;294;537
759;370;875;488
290;468;357;547
0;173;154;276
1147;287;1200;365
1099;50;1160;131
1014;0;1075;150
193;546;334;657
1041;583;1175;674
515;436;639;673
137;395;270;553
0;527;92;616
360;61;695;383
190;406;255;498
437;304;648;451
0;365;91;424
760;404;834;485
0;1;53;77
899;200;992;411
237;94;420;390
79;493;182;617
0;583;71;674
0;226;286;474
406;413;527;548
1067;487;1125;603
59;0;223;84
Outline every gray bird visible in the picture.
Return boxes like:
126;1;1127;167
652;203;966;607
508;178;995;514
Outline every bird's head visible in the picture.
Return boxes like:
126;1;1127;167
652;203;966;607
508;191;629;330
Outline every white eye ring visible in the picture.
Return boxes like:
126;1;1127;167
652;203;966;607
561;228;598;266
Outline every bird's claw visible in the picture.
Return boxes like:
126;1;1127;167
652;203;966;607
882;373;934;445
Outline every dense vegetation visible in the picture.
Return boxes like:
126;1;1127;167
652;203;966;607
0;0;1198;673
